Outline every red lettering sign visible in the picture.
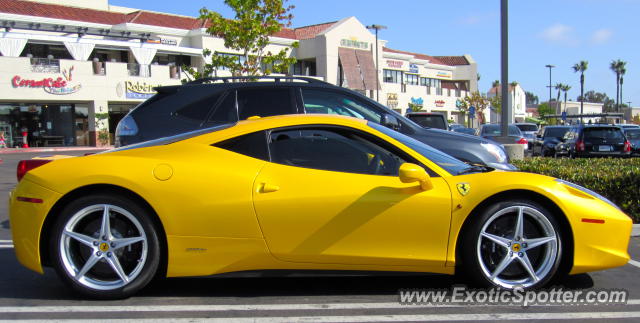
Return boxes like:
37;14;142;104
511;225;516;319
12;76;67;89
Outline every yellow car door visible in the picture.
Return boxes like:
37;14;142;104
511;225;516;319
252;126;452;268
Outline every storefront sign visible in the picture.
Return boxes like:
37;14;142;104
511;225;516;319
386;93;398;108
387;60;404;69
435;71;452;79
125;81;161;99
409;63;419;74
340;39;369;50
11;66;81;95
435;100;446;107
146;38;178;46
411;97;424;106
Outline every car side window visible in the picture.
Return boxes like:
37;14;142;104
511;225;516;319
213;131;269;161
206;91;238;125
268;127;407;176
175;93;222;123
236;88;295;120
301;89;382;123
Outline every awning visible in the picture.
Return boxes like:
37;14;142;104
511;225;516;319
338;48;379;91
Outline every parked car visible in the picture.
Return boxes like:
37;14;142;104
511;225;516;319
449;123;464;131
405;112;449;130
625;128;640;156
554;124;631;158
478;124;528;151
619;124;640;133
514;123;539;150
116;77;515;170
11;114;631;298
453;127;477;136
532;126;571;157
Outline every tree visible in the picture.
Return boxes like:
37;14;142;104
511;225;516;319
458;91;489;126
554;83;564;112
492;80;500;88
610;59;627;112
183;0;298;82
578;90;617;112
572;60;588;119
489;95;501;116
525;91;539;105
537;102;556;125
620;66;627;112
560;84;571;115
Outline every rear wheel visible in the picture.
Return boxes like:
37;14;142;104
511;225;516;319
460;200;562;290
50;194;160;299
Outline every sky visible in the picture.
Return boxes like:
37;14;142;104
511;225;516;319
110;0;640;106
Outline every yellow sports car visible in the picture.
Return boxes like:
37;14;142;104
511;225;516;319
9;115;631;299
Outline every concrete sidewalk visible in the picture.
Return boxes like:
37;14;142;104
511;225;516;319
633;224;640;237
0;146;112;154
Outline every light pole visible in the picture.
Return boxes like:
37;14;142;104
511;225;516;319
500;0;509;138
545;64;555;106
366;24;387;102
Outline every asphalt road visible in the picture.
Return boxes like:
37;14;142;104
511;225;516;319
1;151;640;322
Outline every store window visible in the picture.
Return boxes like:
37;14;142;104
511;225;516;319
405;74;419;86
420;77;430;87
383;69;403;83
0;104;84;147
216;52;246;71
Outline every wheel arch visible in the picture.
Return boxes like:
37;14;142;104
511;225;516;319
40;184;168;278
454;189;574;277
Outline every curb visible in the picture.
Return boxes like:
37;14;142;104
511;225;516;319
633;224;640;237
0;147;112;154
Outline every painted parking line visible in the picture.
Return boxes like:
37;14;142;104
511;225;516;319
1;300;640;313
629;259;640;269
1;312;640;323
0;240;13;249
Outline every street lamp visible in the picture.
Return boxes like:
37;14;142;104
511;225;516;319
545;64;555;107
366;24;387;102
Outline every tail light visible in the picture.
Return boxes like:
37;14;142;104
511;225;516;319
575;140;585;152
624;140;631;152
516;138;528;145
17;160;52;182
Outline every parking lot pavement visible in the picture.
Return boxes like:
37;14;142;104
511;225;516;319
2;151;640;321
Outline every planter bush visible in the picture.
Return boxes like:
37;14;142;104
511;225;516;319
513;157;640;223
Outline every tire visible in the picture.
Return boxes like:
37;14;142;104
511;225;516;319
50;194;160;299
459;199;563;290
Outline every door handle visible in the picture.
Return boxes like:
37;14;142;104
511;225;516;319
260;183;280;193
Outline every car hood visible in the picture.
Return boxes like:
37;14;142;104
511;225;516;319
407;127;516;171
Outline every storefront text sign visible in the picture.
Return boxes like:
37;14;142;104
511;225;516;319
386;93;398;108
409;63;419;74
125;81;161;99
387;60;404;69
435;71;452;79
11;66;81;95
435;100;446;107
340;39;369;50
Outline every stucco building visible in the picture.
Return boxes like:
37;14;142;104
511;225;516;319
0;0;478;147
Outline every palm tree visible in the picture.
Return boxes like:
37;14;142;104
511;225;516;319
561;84;571;115
610;59;627;112
620;67;627;112
554;83;563;113
572;61;588;121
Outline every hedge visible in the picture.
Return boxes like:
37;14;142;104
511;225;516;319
512;157;640;223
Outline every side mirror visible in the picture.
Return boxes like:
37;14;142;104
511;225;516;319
398;163;433;191
381;114;400;130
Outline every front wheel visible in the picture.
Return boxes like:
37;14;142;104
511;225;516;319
460;200;563;290
50;194;160;299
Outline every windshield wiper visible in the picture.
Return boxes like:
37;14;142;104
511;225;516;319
458;164;494;175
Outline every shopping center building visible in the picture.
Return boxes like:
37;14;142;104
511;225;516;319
0;0;478;147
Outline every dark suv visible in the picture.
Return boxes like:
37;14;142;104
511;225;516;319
116;77;514;170
405;112;449;130
554;124;631;158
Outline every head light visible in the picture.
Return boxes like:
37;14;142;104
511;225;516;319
555;179;620;210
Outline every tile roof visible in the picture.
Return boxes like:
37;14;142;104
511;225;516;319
382;47;445;65
0;0;125;25
126;11;205;30
433;56;469;66
293;21;337;40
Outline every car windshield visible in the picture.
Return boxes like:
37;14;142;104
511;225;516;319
584;128;623;139
625;129;640;139
515;124;538;132
482;125;521;136
544;127;570;139
367;122;472;175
